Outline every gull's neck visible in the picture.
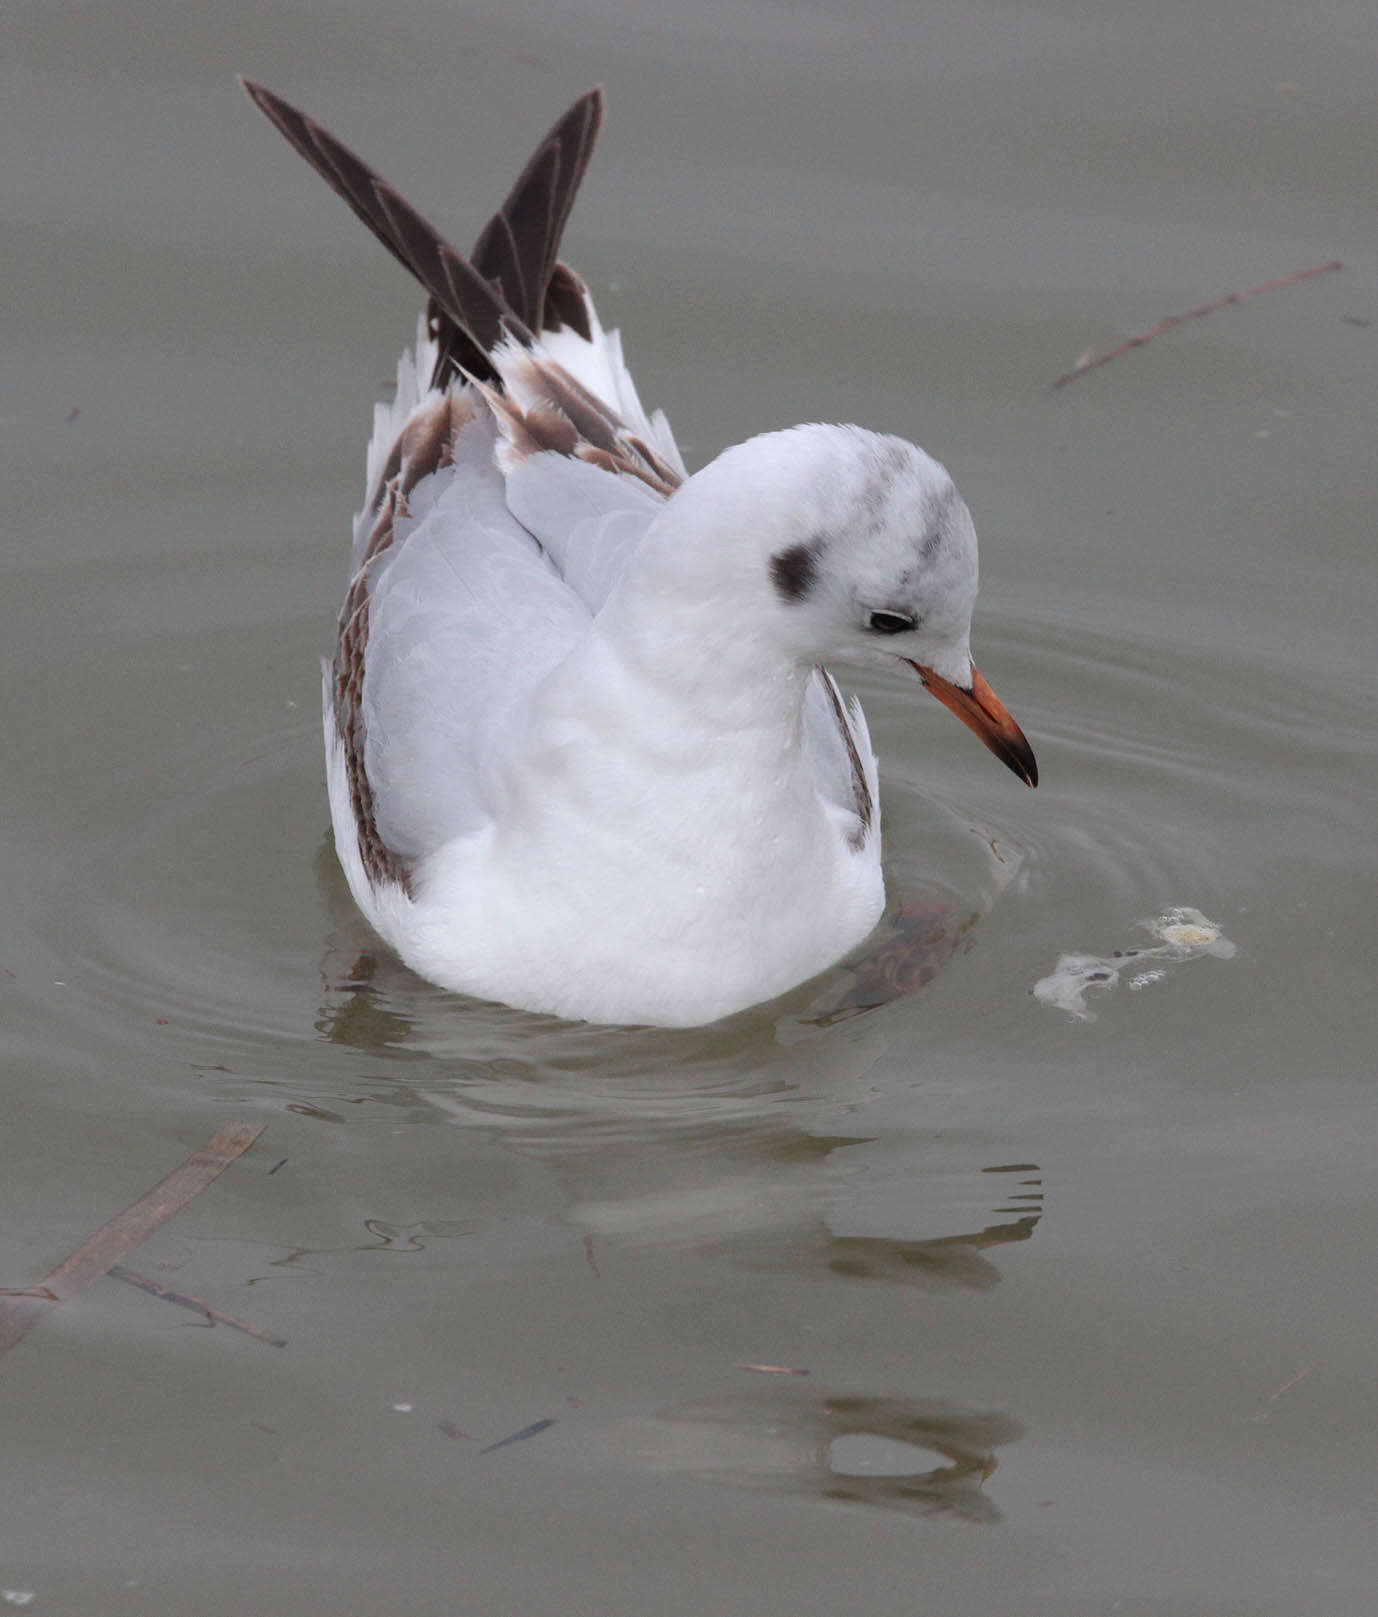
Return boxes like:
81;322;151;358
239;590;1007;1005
502;493;826;845
567;495;823;781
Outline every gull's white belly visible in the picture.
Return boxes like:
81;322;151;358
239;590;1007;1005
391;794;885;1027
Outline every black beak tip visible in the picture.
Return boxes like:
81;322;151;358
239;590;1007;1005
998;734;1038;789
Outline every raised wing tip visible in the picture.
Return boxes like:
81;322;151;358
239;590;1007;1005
572;87;606;160
238;76;612;390
239;76;298;137
238;76;273;111
240;76;602;123
560;85;605;120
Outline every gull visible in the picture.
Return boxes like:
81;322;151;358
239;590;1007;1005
242;81;1037;1028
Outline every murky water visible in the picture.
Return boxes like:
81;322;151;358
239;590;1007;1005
4;1;1376;1612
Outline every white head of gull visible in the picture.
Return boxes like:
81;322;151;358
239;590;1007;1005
243;80;1037;1028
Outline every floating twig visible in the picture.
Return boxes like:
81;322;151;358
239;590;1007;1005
1258;1362;1316;1406
1051;259;1343;388
734;1362;812;1376
0;1120;264;1361
479;1418;557;1455
108;1264;285;1347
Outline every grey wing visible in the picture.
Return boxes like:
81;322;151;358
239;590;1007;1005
804;670;879;852
356;413;591;858
353;412;668;863
504;450;664;612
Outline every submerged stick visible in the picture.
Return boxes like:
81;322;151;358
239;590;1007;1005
108;1264;286;1348
1257;1362;1316;1406
0;1120;264;1361
1050;259;1343;388
479;1418;557;1455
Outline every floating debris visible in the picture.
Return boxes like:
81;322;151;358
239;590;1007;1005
1033;908;1236;1021
480;1418;557;1456
1050;260;1342;387
0;1120;265;1360
108;1265;285;1348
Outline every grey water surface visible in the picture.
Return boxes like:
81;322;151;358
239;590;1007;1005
3;1;1376;1613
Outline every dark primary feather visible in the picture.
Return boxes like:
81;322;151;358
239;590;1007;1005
470;88;602;338
239;78;604;388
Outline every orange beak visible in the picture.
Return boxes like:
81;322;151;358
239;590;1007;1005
907;661;1038;787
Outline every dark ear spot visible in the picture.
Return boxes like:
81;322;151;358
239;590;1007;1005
769;541;819;603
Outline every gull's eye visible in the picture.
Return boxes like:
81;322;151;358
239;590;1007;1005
866;610;916;635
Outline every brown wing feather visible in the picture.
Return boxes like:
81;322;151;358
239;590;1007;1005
531;92;603;294
470;210;530;325
242;79;605;391
242;78;528;383
506;353;680;496
472;91;603;329
543;262;594;341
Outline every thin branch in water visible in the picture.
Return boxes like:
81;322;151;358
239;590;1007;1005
1258;1362;1317;1406
1050;260;1343;388
0;1120;265;1361
107;1264;285;1347
479;1418;557;1455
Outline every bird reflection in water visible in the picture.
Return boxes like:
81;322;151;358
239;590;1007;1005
312;862;1037;1517
608;1392;1023;1523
